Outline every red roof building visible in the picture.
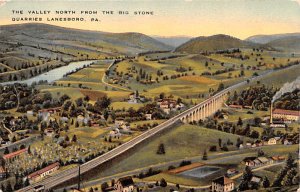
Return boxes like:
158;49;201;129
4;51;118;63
3;148;27;160
28;162;60;183
272;109;299;122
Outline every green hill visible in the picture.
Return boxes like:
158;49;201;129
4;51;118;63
175;34;255;53
266;36;300;52
246;33;300;44
0;23;172;55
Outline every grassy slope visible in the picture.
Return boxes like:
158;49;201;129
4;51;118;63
175;34;252;53
97;124;248;177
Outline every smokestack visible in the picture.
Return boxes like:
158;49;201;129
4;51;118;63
270;103;273;124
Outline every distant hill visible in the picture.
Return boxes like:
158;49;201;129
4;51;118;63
246;33;300;44
175;34;255;53
266;36;300;52
152;35;191;48
0;23;172;55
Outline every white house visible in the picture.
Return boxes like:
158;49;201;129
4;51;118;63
267;138;277;145
145;113;152;120
114;176;134;192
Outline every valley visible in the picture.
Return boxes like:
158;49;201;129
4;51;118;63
0;23;298;192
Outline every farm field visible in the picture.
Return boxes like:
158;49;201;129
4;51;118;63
107;49;299;105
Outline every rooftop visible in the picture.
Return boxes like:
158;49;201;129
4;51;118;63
28;162;60;179
3;148;27;159
243;157;257;162
273;109;299;116
118;176;134;187
212;176;234;185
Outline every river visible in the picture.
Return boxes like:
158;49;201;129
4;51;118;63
0;60;99;85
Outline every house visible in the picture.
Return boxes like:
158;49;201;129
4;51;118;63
283;139;293;145
114;176;134;192
238;144;244;149
115;118;125;127
245;141;252;147
253;159;262;167
38;107;61;116
26;110;34;116
257;157;273;165
3;148;27;161
226;169;238;176
267;138;277;145
272;109;300;122
211;176;234;192
272;156;285;162
77;115;89;124
109;128;121;137
0;166;7;179
250;175;262;184
128;92;145;104
44;128;55;137
120;123;130;131
242;157;257;167
27;162;60;183
145;113;152;120
158;99;179;114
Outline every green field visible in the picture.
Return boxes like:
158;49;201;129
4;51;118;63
96;124;250;177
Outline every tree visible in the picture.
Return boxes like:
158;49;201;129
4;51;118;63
157;143;165;155
160;178;167;187
283;168;297;186
237;117;243;126
5;182;13;192
257;149;265;157
218;138;222;148
202;150;208;160
238;166;253;191
23;178;30;186
262;176;270;188
217;83;225;91
4;147;9;154
286;153;296;169
111;179;115;187
101;182;109;192
72;135;77;142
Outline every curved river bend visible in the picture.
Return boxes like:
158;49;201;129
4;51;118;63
0;60;107;85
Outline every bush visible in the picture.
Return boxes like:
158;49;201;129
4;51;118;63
168;165;176;170
209;145;217;152
179;160;191;167
160;178;167;187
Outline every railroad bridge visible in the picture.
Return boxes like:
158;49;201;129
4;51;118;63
179;92;228;123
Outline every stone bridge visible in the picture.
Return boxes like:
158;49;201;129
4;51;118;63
180;92;228;123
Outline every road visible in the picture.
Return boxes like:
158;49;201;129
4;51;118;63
101;60;131;92
17;63;300;191
0;134;40;154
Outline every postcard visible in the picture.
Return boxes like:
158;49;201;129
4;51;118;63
0;0;299;191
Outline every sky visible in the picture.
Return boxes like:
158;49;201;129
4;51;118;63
0;0;299;39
